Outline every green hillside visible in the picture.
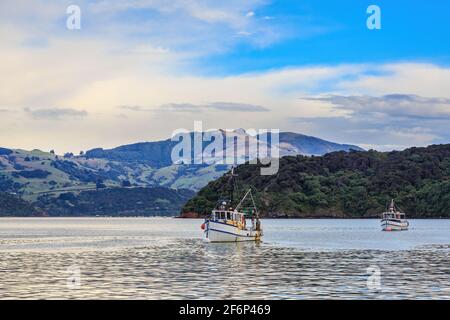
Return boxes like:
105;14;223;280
0;148;226;199
182;144;450;218
35;187;195;217
0;192;43;216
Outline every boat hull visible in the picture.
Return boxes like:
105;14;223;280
381;219;409;231
204;220;262;242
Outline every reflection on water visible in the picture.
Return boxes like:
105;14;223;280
0;218;448;299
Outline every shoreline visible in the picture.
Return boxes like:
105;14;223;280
0;215;448;219
176;216;450;220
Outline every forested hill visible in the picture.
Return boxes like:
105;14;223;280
0;187;195;217
181;144;450;218
0;192;43;216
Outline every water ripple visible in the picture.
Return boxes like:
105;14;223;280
0;218;448;299
0;239;448;299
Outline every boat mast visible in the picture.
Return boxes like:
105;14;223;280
228;167;239;207
389;199;395;212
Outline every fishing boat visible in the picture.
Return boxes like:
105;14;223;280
201;168;262;242
381;199;409;231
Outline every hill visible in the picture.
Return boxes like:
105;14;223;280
0;192;43;216
182;144;450;218
34;187;195;216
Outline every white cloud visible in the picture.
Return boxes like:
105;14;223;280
336;63;450;97
24;107;88;119
154;102;269;113
305;94;450;120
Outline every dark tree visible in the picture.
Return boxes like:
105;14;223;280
121;180;132;187
96;179;107;190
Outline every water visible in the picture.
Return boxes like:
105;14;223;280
0;218;448;299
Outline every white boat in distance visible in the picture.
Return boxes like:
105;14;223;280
381;199;409;231
201;168;262;242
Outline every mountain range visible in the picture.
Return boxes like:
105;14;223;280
0;130;362;216
0;130;362;198
85;130;362;165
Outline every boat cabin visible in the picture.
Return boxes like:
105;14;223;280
211;210;245;223
382;211;406;220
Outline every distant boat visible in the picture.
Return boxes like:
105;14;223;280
201;168;262;242
381;199;409;231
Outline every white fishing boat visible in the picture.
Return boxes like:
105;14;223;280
381;199;409;231
201;168;262;242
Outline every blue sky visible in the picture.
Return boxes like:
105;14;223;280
1;0;450;153
197;0;450;74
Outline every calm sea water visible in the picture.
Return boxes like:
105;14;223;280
0;218;448;299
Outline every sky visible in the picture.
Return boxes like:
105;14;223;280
1;0;450;153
